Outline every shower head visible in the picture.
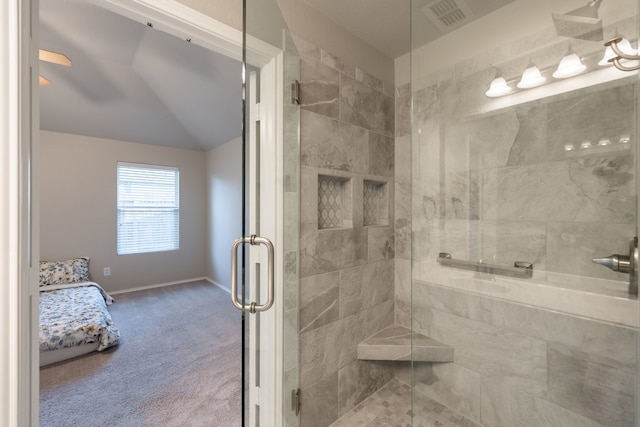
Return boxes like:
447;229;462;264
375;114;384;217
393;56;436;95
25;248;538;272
552;0;604;41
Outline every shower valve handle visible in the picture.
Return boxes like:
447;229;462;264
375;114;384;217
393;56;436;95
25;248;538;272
592;237;638;296
592;254;630;273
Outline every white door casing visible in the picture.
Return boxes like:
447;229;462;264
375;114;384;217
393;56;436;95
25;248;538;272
1;0;285;425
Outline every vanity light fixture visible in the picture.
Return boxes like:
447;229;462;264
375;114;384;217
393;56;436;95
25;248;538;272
553;51;587;78
599;37;635;65
605;37;640;71
517;64;546;89
485;76;511;97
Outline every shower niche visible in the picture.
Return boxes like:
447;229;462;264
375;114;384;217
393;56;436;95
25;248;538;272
363;179;389;227
317;174;352;230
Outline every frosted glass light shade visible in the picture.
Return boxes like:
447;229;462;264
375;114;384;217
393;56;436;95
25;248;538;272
485;77;511;97
553;53;586;78
517;65;546;89
599;38;636;66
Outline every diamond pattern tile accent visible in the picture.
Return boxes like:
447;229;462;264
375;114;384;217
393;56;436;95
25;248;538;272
318;175;347;229
364;180;386;226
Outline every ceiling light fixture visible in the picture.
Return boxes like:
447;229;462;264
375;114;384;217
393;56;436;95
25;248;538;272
39;49;72;67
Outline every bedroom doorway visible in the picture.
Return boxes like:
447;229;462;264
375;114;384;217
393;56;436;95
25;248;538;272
32;0;293;426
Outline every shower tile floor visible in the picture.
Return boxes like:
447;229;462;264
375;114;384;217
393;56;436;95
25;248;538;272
330;379;481;427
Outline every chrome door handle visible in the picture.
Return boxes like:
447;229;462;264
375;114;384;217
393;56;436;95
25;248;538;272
592;237;638;296
230;235;275;313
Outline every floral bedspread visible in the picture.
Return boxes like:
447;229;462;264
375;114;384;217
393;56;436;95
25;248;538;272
39;282;120;352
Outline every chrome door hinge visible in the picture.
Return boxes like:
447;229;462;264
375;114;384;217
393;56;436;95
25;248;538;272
291;388;301;416
291;80;301;105
252;102;261;122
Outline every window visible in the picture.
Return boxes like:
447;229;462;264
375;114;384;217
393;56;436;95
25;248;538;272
117;162;179;255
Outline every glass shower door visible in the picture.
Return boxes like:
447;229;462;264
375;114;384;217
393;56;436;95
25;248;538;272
241;0;301;425
410;0;639;425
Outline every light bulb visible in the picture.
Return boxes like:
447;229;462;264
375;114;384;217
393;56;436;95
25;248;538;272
553;53;586;78
485;77;511;97
517;65;546;89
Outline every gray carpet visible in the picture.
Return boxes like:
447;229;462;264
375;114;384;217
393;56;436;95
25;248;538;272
40;280;243;427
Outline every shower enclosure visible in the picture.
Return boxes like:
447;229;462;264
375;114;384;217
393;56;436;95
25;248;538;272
244;0;639;425
409;0;639;425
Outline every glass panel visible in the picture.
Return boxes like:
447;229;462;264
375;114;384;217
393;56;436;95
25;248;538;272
243;1;300;426
411;0;638;425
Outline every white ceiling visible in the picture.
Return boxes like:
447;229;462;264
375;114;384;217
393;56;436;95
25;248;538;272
302;0;517;58
39;0;243;152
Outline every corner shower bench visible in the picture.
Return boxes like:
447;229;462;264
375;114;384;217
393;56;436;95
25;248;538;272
356;324;454;362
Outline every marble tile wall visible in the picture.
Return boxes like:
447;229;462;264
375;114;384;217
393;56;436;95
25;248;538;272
410;19;637;291
412;281;637;426
406;16;638;427
293;34;397;426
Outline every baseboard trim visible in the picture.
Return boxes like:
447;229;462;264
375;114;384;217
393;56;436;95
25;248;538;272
206;277;231;294
110;277;213;295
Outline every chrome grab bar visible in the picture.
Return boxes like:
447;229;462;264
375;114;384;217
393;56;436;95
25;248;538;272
437;252;533;279
230;235;275;313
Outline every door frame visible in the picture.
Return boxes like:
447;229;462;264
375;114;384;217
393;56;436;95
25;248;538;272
0;0;285;425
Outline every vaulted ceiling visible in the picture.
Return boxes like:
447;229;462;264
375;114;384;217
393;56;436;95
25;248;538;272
39;0;244;152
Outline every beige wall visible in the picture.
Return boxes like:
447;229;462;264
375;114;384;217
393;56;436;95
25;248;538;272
39;131;207;293
205;137;243;290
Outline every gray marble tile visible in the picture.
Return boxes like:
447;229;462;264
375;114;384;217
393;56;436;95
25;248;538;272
301;110;370;173
367;226;395;262
395;134;411;179
412;306;547;394
300;166;318;224
395;217;411;261
477;221;547;271
483;155;634;223
357;324;453;362
284;308;299;371
355;67;384;93
300;311;365;388
508;104;547;166
413;281;638;368
291;33;321;62
369;132;394;177
339;260;394;318
300;222;368;278
394;259;411;328
412;83;440;129
337;359;395;416
547;222;634;281
364;299;395;338
534;396;606;427
283;250;298;311
547;84;635;161
300;372;339;427
330;379;412;427
340;74;394;137
300;58;340;119
413;362;482;423
547;343;634;426
480;376;540;427
322;49;356;78
300;271;340;333
395;86;412;138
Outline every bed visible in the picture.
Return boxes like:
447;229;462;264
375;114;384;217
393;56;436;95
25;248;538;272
39;257;120;367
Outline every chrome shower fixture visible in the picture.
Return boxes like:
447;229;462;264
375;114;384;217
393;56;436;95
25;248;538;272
552;0;603;41
605;37;640;71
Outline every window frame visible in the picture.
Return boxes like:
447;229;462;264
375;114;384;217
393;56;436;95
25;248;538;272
116;161;180;255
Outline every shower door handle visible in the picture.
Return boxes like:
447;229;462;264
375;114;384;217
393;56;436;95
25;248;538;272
592;237;638;296
230;235;275;313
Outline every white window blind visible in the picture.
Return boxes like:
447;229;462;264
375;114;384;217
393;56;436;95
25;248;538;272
117;162;179;255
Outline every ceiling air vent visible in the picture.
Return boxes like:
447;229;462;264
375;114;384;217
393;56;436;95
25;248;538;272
421;0;474;31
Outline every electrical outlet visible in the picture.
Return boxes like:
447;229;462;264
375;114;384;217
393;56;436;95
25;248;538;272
104;267;111;277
